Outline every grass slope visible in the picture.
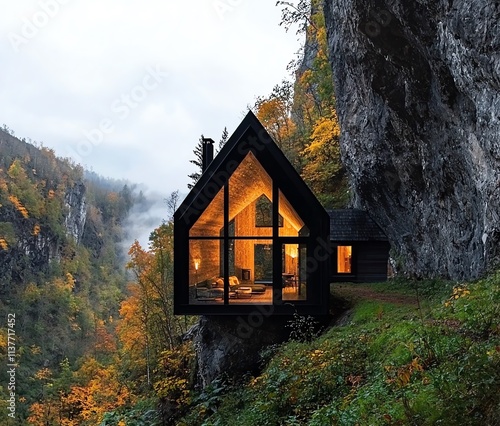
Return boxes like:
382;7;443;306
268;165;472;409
181;272;500;425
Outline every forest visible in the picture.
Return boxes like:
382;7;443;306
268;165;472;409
1;0;499;425
0;3;347;423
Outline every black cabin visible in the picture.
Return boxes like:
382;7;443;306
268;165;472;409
329;209;390;282
174;111;331;316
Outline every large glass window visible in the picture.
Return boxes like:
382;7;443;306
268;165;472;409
188;151;311;306
279;190;307;237
337;246;352;273
189;185;224;237
282;243;307;301
228;239;272;305
189;239;225;305
255;195;283;227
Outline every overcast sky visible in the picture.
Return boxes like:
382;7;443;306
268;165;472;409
0;0;302;200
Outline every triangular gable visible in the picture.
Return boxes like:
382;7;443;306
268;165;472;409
175;111;327;232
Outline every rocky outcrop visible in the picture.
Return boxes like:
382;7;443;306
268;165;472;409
0;181;86;286
190;314;290;388
64;182;87;244
324;0;500;279
0;131;87;286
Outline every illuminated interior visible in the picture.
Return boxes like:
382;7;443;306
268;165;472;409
188;152;308;305
337;245;352;273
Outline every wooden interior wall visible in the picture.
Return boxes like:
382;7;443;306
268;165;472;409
233;199;297;281
189;239;220;285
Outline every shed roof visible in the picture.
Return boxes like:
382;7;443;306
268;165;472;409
328;209;388;241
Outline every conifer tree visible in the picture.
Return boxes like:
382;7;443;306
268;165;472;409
187;128;228;189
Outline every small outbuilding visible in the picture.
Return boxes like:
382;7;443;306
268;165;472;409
328;209;390;283
174;111;331;316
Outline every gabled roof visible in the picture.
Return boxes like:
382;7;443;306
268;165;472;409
328;209;388;241
175;111;328;229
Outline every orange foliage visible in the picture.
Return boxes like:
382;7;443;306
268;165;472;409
33;223;41;236
29;358;132;426
0;238;8;250
94;319;117;353
8;194;29;218
117;284;148;372
256;97;296;149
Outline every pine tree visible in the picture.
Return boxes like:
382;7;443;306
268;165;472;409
187;135;204;189
187;128;228;189
218;127;229;152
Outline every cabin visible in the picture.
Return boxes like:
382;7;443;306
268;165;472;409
174;112;390;316
328;209;390;283
174;111;331;315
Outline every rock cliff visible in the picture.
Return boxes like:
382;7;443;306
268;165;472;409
189;315;290;388
0;130;87;286
0;182;86;285
64;182;87;243
324;0;500;279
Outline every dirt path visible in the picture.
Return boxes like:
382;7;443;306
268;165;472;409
331;283;419;306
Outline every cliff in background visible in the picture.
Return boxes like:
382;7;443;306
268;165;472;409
324;0;500;279
0;130;87;287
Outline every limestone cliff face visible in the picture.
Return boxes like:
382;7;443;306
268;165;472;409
64;182;87;244
324;0;500;279
0;130;87;284
0;182;86;284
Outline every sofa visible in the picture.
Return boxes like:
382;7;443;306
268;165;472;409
195;276;267;298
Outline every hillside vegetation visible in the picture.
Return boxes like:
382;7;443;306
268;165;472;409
1;1;499;424
0;128;165;424
178;273;500;425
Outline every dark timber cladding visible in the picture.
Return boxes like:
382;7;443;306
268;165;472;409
328;209;390;283
174;111;330;315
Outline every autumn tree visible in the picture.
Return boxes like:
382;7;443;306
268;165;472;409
165;190;180;221
28;357;131;426
269;0;348;207
301;114;348;207
120;222;191;390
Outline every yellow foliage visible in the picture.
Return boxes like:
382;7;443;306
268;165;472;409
301;115;343;196
117;286;148;370
8;194;29;218
34;368;52;381
444;285;471;307
256;98;296;148
0;238;8;250
0;328;6;350
385;357;425;388
65;272;76;290
94;319;117;353
0;179;7;193
28;401;61;426
39;357;133;425
33;223;41;236
24;282;41;303
154;343;195;406
30;345;42;355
